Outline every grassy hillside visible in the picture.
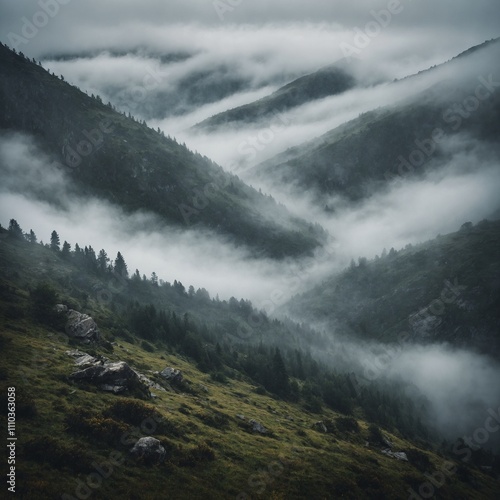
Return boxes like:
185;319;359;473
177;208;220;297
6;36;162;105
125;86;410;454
0;43;324;259
1;228;499;499
194;65;355;131
283;220;500;355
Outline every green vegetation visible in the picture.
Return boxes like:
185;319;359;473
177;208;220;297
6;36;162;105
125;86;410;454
0;43;324;259
285;219;500;354
195;65;355;130
0;222;499;498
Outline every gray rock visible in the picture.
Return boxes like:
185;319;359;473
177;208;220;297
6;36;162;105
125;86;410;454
65;310;101;343
70;361;149;396
55;304;68;313
159;367;183;383
381;449;408;461
312;421;328;433
249;419;268;434
130;437;166;463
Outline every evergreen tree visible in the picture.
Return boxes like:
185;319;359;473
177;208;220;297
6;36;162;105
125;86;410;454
151;272;158;286
97;249;109;274
50;230;60;251
28;229;37;244
8;219;23;239
61;241;71;259
114;251;128;278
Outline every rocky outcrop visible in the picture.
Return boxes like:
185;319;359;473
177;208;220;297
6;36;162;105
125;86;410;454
130;437;166;463
312;421;328;433
159;367;183;383
56;305;101;343
69;359;150;396
249;419;268;434
382;449;408;461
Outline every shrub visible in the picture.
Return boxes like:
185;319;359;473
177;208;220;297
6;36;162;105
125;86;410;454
24;437;94;473
335;416;360;433
141;340;155;352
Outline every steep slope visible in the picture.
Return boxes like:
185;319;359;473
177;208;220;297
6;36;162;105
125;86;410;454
1;227;499;499
283;220;500;356
194;64;356;131
0;43;324;259
252;39;500;204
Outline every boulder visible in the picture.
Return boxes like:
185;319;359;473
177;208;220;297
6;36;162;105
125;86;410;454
312;421;328;433
130;437;166;463
381;449;408;461
69;361;149;396
65;309;101;343
159;367;183;383
249;419;268;434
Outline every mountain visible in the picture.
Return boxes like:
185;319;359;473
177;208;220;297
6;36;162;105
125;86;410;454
0;43;325;259
251;39;500;206
193;64;356;131
282;219;500;357
1;223;499;499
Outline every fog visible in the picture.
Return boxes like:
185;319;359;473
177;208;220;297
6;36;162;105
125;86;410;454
1;0;500;454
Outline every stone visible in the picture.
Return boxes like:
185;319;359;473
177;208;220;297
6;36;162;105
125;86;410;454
130;437;166;463
70;361;149;396
312;421;328;433
159;367;183;383
249;419;268;434
381;449;408;461
65;309;101;343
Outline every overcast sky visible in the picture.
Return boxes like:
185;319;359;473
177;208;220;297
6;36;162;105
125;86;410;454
1;0;498;61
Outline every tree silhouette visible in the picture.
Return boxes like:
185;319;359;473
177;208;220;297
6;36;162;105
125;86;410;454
50;230;60;252
114;251;128;278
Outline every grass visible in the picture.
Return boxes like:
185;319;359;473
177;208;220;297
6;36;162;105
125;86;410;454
1;314;499;499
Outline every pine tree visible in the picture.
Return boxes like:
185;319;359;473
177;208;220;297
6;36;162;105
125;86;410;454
28;229;37;244
97;249;109;274
61;241;71;259
151;272;158;286
50;230;60;251
114;252;128;278
8;219;23;239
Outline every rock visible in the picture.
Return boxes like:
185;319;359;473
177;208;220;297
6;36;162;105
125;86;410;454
381;449;408;461
312;421;328;433
70;361;149;396
236;414;246;421
65;310;101;343
55;304;68;313
249;419;268;434
130;437;166;463
159;367;183;383
135;371;166;392
65;350;105;367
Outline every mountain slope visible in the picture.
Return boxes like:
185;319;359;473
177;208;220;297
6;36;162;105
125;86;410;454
0;43;324;259
282;220;500;356
194;64;356;131
251;39;500;204
1;226;499;499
